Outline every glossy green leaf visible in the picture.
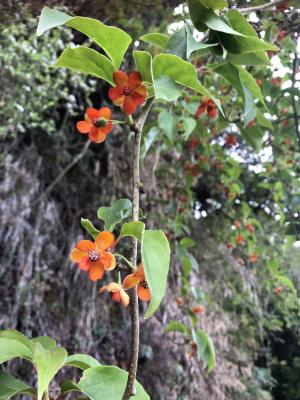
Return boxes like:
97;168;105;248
142;229;170;319
238;67;267;109
37;7;132;68
0;330;33;354
64;354;101;370
240;124;264;150
81;218;100;240
218;33;277;55
119;221;145;242
167;26;187;59
133;51;153;83
0;338;33;364
214;63;244;97
0;371;35;400
153;76;182;102
227;51;271;66
77;366;150;399
97;199;132;231
165;321;190;335
188;1;243;35
186;25;218;58
32;336;57;350
140;33;169;49
158;111;176;144
33;342;68;400
242;84;256;128
152;54;222;113
199;0;227;9
53;47;115;84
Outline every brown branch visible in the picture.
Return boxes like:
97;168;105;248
122;100;154;400
239;0;286;14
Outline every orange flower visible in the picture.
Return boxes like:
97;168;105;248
122;263;151;302
191;306;205;314
245;223;255;233
248;253;258;263
195;97;217;119
108;71;147;115
233;220;241;229
76;107;112;143
99;282;130;307
176;297;184;306
274;286;283;294
235;235;245;245
69;231;116;281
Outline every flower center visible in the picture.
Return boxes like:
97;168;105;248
139;280;148;289
123;86;132;96
93;118;108;128
88;249;101;262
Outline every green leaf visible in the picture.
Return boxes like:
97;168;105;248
165;321;190;335
140;33;169;49
32;336;57;350
240;124;264;150
81;218;100;240
181;255;192;277
64;354;101;370
33;342;68;400
188;2;243;35
77;366;150;400
158;111;176;144
275;274;296;292
152;54;222;113
119;221;145;242
53;47;115;85
256;109;273;130
242;84;256;127
37;8;132;68
0;338;33;364
61;380;81;395
153;76;182;102
0;330;33;354
142;230;170;319
133;51;153;83
199;0;228;9
192;329;215;372
180;237;196;248
186;25;218;58
214;63;244;98
0;371;36;400
183;117;197;140
227;52;271;66
238;67;267;108
167;26;187;59
97;199;132;231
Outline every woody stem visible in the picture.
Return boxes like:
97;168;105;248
122;100;153;400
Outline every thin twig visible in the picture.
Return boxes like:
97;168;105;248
31;140;90;206
122;100;154;400
239;0;286;14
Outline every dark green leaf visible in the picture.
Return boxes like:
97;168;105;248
167;26;187;59
81;218;100;240
0;371;35;400
97;199;132;231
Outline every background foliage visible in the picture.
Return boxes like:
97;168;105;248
1;1;300;399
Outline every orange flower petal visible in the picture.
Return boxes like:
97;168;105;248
86;108;100;122
98;107;111;120
106;282;122;292
101;252;116;271
111;291;121;302
122;273;141;290
128;71;142;89
79;257;90;271
70;248;87;263
137;285;151;302
123;96;137;115
99;285;108;293
108;86;124;102
119;289;130;307
88;263;104;281
101;121;113;135
135;264;145;279
131;90;146;106
88;128;106;144
113;70;128;86
76;121;92;134
95;231;115;251
76;240;95;252
134;84;147;98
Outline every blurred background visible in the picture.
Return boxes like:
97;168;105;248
1;1;300;399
